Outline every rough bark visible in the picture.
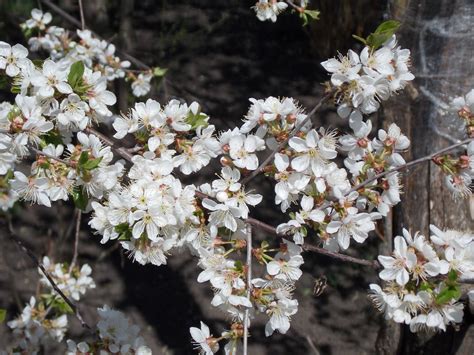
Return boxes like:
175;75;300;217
381;0;474;353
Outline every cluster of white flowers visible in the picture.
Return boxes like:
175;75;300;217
90;151;199;266
66;306;151;355
322;35;414;117
437;88;474;198
21;8;159;97
5;296;68;354
191;238;305;354
370;226;474;332
40;257;96;301
0;38;125;209
240;96;408;252
4;259;95;354
2;9;473;352
113;98;221;174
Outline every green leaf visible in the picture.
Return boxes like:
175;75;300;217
419;281;432;291
436;285;461;305
366;20;400;50
153;66;168;77
301;226;308;237
115;223;132;241
115;223;130;234
10;85;20;94
304;9;320;20
71;187;88;211
374;20;401;35
82;157;103;170
42;130;64;146
32;59;44;69
299;9;320;26
0;309;6;323
0;76;8;90
185;111;209;130
78;151;89;166
51;297;73;314
68;61;85;90
448;269;458;283
234;260;243;272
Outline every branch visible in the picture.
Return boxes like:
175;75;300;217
240;93;331;185
350;138;473;193
285;1;304;12
69;209;82;272
85;127;134;161
243;223;252;355
78;0;85;30
5;217;91;330
30;147;73;167
245;217;379;267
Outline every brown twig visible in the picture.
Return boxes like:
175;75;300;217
243;223;252;355
85;127;134;161
240;93;331;185
30;147;73;167
245;217;380;268
78;0;85;30
5;217;91;330
69;209;82;272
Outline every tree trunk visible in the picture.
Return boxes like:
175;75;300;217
381;0;474;353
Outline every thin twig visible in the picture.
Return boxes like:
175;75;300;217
5;217;91;330
30;147;73;167
245;217;379;267
69;209;82;272
286;0;303;12
78;0;85;30
85;127;134;161
243;223;252;355
350;138;473;193
83;109;471;269
305;335;320;355
240;93;331;185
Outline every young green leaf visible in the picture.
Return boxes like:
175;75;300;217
71;187;89;211
82;157;103;170
366;20;400;50
68;61;85;89
78;151;89;166
186;111;209;130
153;66;168;77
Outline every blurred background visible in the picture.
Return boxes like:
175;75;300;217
0;1;473;354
